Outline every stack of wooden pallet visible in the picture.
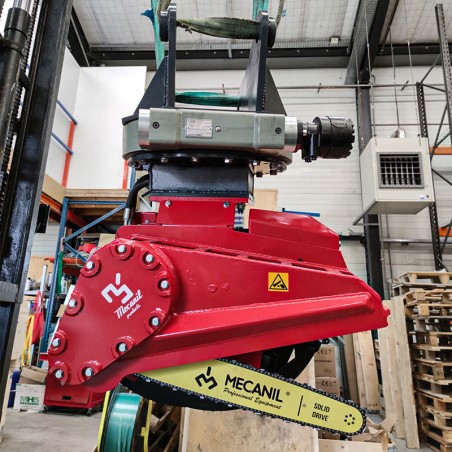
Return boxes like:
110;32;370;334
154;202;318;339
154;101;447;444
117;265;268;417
398;271;452;452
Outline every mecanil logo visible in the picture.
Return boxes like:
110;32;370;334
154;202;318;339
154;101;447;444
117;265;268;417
224;374;283;402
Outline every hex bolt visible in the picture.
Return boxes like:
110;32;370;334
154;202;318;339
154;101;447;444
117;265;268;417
117;343;128;353
86;261;94;270
68;299;77;309
117;244;127;254
215;126;221;132
51;338;61;348
223;202;230;208
84;367;94;378
145;254;154;263
165;200;172;208
159;280;169;290
150;317;161;327
55;370;64;379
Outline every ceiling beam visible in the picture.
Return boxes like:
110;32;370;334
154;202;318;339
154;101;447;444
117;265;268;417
345;0;391;84
67;8;92;67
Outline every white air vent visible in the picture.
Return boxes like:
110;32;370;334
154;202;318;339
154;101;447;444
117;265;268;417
359;137;434;216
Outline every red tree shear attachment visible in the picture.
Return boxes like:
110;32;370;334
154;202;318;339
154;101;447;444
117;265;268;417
48;200;388;392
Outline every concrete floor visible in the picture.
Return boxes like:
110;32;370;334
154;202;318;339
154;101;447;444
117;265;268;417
0;408;101;452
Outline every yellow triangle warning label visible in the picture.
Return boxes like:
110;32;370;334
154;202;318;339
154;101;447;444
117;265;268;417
268;272;289;292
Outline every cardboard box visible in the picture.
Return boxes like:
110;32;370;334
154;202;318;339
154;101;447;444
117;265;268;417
315;377;340;396
19;366;47;385
13;384;45;411
314;345;336;377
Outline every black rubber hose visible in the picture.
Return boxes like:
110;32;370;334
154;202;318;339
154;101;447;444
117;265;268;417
125;175;149;210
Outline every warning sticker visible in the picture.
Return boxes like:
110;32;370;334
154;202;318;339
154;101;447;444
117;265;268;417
268;273;289;292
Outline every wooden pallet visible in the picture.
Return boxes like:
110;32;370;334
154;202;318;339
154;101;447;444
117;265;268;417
411;344;452;362
420;431;452;452
421;418;452;444
413;358;452;380
415;374;452;396
418;404;452;429
399;272;452;285
393;283;452;297
409;316;452;333
409;331;452;347
406;303;452;318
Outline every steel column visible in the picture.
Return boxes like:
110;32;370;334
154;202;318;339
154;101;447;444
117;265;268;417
0;0;73;421
416;82;444;270
436;4;452;139
356;87;385;298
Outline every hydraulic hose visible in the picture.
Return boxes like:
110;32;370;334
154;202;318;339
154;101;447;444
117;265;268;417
123;175;150;225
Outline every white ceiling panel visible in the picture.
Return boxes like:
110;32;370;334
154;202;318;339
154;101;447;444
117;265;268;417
388;0;452;44
73;0;452;53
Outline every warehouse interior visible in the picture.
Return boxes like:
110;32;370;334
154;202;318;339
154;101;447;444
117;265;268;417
1;0;452;451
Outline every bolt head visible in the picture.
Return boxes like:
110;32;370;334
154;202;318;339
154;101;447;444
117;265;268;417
86;261;94;270
165;200;172;208
51;338;61;348
215;126;221;132
84;367;94;378
118;244;127;253
150;316;161;327
159;279;169;290
224;158;231;164
145;254;154;263
55;370;64;379
68;299;77;308
117;342;128;353
161;157;169;163
191;156;199;163
223;202;230;208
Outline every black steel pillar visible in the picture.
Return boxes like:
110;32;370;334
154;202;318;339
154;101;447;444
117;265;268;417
356;87;385;298
417;82;444;270
0;0;73;420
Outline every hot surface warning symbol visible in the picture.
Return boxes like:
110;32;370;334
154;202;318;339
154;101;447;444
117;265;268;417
268;272;289;292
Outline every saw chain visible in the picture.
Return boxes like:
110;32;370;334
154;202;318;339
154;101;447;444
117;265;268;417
136;358;366;436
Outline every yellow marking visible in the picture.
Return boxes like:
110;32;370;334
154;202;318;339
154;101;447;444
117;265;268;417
140;360;364;435
268;272;289;291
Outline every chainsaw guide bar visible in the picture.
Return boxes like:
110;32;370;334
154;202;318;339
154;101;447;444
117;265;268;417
136;359;366;436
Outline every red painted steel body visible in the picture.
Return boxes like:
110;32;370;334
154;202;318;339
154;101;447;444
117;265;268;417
48;200;389;392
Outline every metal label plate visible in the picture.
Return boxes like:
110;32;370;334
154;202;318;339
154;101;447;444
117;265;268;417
185;118;213;138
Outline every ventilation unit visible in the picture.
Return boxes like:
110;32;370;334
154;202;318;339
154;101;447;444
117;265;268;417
359;137;434;217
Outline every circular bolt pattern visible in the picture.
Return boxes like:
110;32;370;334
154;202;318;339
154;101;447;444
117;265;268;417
117;342;128;353
223;202;230;208
117;244;127;254
86;261;94;270
68;299;77;309
55;370;64;379
145;254;154;263
344;414;356;426
150;316;161;327
52;338;61;348
152;122;160;129
160;280;169;290
84;367;94;378
165;200;172;208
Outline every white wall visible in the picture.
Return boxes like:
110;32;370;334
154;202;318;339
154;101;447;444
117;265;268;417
46;49;80;184
67;66;147;189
